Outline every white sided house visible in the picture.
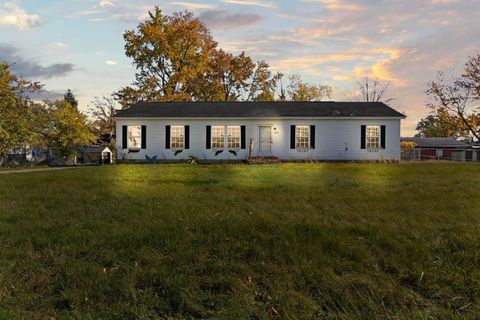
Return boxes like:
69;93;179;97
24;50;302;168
114;102;405;162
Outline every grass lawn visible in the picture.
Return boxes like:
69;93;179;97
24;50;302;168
0;164;48;172
0;163;479;319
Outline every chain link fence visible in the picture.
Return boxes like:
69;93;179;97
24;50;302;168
401;148;480;162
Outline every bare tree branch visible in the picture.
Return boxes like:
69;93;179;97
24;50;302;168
351;77;395;104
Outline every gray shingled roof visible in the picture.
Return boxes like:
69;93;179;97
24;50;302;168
114;101;405;118
401;137;467;148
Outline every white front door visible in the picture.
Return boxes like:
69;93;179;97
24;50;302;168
259;125;272;153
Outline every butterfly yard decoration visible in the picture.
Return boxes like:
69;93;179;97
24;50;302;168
145;155;157;164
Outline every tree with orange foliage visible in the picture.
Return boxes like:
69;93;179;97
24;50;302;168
425;54;480;141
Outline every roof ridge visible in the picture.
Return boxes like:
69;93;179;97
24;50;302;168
136;101;385;104
114;101;405;118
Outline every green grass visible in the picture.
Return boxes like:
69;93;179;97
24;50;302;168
0;164;48;171
0;163;479;319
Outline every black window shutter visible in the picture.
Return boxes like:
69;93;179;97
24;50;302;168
381;125;386;149
185;125;190;149
141;125;147;149
361;125;366;149
165;125;171;149
206;126;211;149
241;125;246;149
122;125;127;149
310;125;315;149
290;125;296;149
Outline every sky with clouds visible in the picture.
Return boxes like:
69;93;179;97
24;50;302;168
0;0;479;135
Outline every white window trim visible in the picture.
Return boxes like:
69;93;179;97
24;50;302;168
128;125;142;150
170;126;185;150
211;125;225;150
296;125;310;152
227;126;241;150
366;125;380;151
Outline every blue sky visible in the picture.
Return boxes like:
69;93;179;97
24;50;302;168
1;0;479;135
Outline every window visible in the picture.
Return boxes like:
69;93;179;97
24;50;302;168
171;126;185;149
211;126;225;149
366;126;380;149
465;151;473;161
436;149;443;158
296;126;310;151
227;126;241;149
128;126;141;149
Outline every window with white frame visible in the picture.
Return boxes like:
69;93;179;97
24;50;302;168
128;126;141;149
211;126;225;149
366;126;380;149
171;126;185;149
227;126;241;149
296;126;310;151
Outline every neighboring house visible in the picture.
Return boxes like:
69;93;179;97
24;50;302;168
114;101;405;162
452;142;480;162
6;146;47;165
401;137;466;160
78;146;113;164
400;137;469;161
